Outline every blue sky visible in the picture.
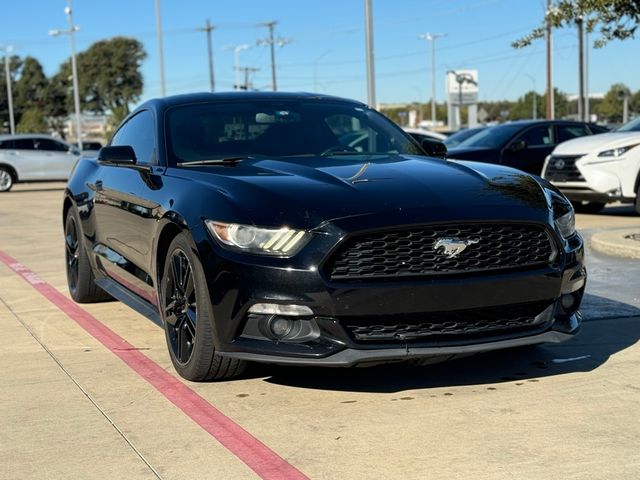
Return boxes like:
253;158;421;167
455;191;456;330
2;0;639;108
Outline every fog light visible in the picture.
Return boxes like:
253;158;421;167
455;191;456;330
561;293;577;311
269;316;294;338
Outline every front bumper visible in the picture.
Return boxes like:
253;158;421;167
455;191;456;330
195;221;586;367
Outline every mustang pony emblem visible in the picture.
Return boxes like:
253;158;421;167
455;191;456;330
433;237;480;258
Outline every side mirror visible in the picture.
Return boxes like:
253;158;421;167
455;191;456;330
98;145;137;165
69;146;81;156
420;138;447;159
509;139;527;152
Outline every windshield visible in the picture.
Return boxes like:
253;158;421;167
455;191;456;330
616;117;640;132
444;127;484;148
166;101;422;165
454;123;523;149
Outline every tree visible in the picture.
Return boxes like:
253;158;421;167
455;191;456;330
17;108;48;133
508;91;544;120
513;0;640;49
13;56;48;116
595;83;632;122
74;37;146;115
542;88;570;118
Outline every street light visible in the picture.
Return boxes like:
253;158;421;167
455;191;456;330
524;74;537;120
1;45;15;135
49;0;82;149
419;32;446;127
223;45;249;90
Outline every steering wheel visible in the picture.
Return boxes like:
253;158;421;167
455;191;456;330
320;145;359;156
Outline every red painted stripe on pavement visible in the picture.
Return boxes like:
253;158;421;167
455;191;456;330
0;250;309;480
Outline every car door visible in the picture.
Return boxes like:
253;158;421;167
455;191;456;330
2;138;46;180
33;138;79;179
501;124;555;174
92;110;164;305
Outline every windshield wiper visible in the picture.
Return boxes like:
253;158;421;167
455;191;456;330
177;156;252;167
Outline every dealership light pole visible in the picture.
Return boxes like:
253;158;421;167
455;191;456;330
197;19;215;92
49;0;83;148
546;0;555;119
1;45;15;135
419;32;446;126
364;0;376;107
154;0;166;97
224;45;249;90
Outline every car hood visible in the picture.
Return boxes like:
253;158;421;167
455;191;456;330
179;154;550;230
553;131;640;155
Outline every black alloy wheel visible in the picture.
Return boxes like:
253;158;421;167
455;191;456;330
64;207;111;303
164;249;197;365
65;214;80;294
160;233;246;381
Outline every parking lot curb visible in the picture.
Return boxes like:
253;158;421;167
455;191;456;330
590;229;640;259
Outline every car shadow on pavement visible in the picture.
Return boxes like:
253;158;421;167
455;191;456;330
258;294;640;393
599;205;638;217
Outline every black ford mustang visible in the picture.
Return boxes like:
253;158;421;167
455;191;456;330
63;92;585;381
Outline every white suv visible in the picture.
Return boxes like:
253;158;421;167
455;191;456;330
0;134;81;192
542;118;640;214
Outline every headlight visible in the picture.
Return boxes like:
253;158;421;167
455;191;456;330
554;209;576;238
205;220;311;256
597;144;639;158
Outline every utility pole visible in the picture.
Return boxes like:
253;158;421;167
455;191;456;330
155;0;166;97
546;0;554;119
1;46;15;135
49;0;83;148
197;19;215;92
577;17;585;121
236;67;259;91
364;0;376;107
419;33;446;127
257;21;290;92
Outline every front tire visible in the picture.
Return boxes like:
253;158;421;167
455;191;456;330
0;167;14;192
635;186;640;215
64;207;111;303
161;233;246;381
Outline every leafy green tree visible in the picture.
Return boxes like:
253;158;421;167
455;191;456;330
508;91;544;120
75;37;146;115
541;88;570;118
513;0;640;49
16;108;48;133
595;83;632;122
13;56;48;116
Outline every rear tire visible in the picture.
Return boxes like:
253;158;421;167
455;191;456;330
0;167;14;192
571;201;605;214
160;233;246;381
64;207;112;303
635;186;640;215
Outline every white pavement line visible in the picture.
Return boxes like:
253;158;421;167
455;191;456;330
0;296;165;480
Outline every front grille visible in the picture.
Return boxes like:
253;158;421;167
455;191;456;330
544;155;585;182
326;223;554;281
344;301;552;342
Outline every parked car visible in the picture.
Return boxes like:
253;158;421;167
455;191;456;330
75;141;103;157
444;126;486;148
0;134;81;192
446;120;608;175
63;92;585;381
403;127;448;143
542;117;640;213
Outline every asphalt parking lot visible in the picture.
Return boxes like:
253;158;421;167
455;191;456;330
1;182;639;480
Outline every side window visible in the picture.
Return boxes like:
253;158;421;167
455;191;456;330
0;140;8;149
34;138;69;152
111;110;156;165
13;138;35;150
517;125;553;147
558;124;589;142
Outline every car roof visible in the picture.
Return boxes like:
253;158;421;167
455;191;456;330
0;133;67;141
135;91;367;114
